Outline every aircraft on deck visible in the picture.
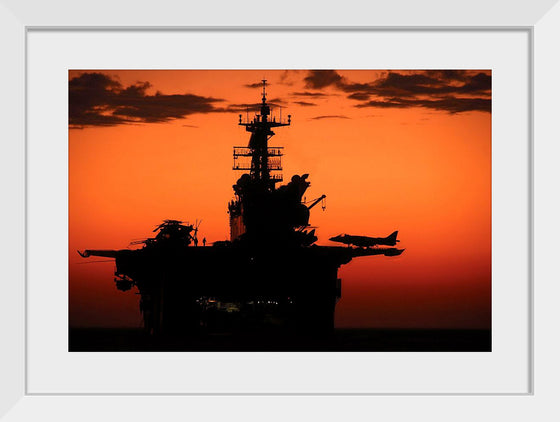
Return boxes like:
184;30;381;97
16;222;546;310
329;231;400;248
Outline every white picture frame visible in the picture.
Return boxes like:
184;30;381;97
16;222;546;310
2;0;559;420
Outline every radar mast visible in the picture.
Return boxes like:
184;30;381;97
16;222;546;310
234;79;291;189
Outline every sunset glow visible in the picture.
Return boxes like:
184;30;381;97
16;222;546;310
69;69;491;329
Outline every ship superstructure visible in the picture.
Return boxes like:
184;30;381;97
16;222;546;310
79;81;404;338
228;80;318;247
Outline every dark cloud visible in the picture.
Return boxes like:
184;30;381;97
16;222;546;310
69;72;226;128
311;115;350;120
301;69;491;113
458;72;491;93
354;99;408;109
356;96;491;114
427;70;470;82
245;82;269;89
226;104;258;113
227;101;285;113
304;70;344;89
293;101;317;107
368;73;447;96
347;92;371;101
291;91;329;97
342;72;491;98
268;97;287;105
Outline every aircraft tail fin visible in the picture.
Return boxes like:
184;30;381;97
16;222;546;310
388;230;399;243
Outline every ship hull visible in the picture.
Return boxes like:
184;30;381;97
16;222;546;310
112;245;359;335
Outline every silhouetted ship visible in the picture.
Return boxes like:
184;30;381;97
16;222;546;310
79;81;404;336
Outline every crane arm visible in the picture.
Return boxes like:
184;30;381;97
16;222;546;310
307;194;326;210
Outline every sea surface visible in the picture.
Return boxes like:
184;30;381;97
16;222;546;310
69;328;491;352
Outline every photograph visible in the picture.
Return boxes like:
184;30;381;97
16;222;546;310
68;69;491;352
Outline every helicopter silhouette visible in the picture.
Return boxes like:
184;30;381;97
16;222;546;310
128;219;203;248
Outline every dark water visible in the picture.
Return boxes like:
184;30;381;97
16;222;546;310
69;328;491;352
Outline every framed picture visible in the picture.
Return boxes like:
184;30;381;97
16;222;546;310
2;0;558;419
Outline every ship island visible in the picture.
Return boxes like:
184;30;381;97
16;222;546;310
77;81;404;348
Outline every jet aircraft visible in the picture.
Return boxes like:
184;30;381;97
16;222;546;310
329;231;400;248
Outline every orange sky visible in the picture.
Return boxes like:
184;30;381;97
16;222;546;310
69;70;491;329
